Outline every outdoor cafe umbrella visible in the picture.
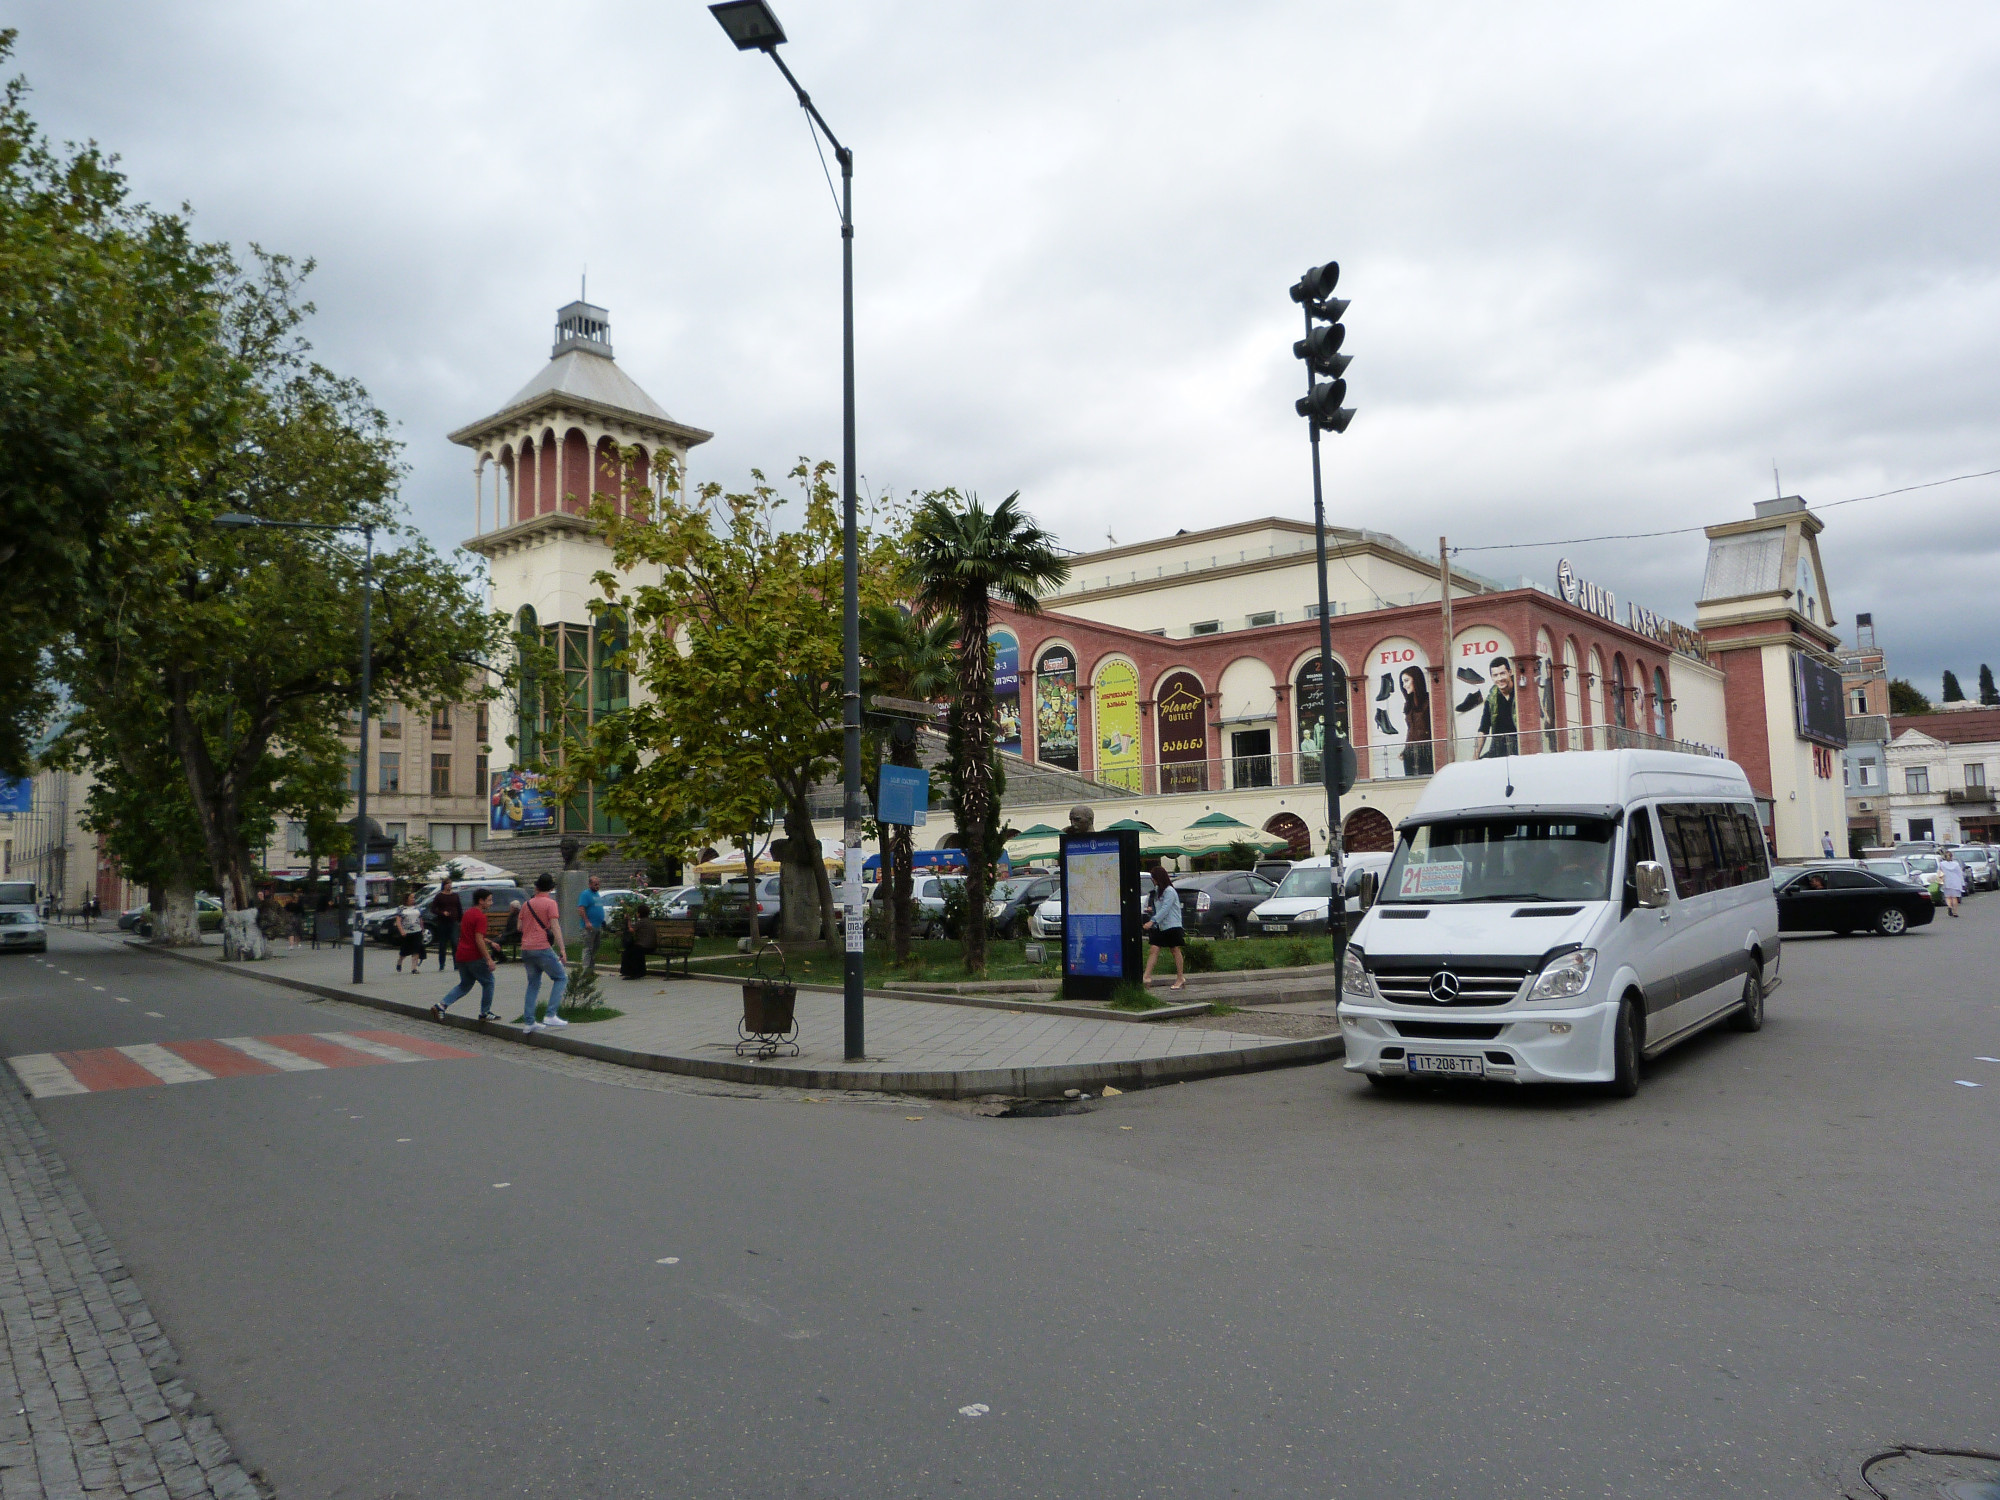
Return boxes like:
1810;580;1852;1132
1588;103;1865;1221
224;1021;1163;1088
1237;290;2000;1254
1005;822;1063;862
1179;811;1289;858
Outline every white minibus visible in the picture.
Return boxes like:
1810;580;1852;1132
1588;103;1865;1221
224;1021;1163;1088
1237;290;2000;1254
1337;750;1779;1097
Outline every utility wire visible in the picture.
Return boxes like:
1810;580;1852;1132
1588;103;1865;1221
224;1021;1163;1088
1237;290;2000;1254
803;106;842;223
1449;466;2000;555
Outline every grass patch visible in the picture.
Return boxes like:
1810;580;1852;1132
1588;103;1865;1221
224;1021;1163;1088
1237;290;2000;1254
559;1006;625;1023
1104;981;1165;1011
1208;1001;1241;1016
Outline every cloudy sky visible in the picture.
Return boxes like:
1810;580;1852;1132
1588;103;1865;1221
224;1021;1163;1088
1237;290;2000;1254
13;1;2000;696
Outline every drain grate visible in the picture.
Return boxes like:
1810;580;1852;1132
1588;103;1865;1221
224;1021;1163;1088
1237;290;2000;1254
1859;1447;2000;1500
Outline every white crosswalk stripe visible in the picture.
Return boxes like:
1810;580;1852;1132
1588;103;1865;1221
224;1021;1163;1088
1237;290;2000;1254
115;1044;213;1086
214;1036;326;1071
314;1031;425;1064
8;1055;87;1098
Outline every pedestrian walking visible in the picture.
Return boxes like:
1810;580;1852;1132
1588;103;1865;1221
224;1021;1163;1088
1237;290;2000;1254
1821;830;1837;858
393;891;428;972
576;874;607;978
432;888;499;1020
1939;850;1967;917
430;878;462;973
515;873;569;1031
1141;866;1187;991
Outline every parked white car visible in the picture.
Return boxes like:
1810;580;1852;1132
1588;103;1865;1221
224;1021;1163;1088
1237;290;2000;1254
1028;892;1063;941
0;881;46;954
1247;851;1391;935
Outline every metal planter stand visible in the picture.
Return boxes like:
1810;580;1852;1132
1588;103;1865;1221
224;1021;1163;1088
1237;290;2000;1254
737;942;800;1058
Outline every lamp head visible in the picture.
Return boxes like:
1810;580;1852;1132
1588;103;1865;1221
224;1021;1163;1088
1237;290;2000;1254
211;513;261;529
710;0;786;50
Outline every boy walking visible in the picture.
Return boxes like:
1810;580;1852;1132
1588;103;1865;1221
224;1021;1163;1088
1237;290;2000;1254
432;888;499;1020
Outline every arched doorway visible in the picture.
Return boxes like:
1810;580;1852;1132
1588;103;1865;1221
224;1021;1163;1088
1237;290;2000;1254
1264;812;1312;860
1343;807;1394;853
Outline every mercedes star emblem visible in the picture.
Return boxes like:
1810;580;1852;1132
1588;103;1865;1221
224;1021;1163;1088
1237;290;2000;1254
1428;970;1462;1002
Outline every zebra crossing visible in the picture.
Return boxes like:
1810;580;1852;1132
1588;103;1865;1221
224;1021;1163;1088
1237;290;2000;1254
7;1029;476;1098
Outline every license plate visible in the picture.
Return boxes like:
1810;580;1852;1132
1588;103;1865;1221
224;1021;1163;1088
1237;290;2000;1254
1407;1053;1484;1076
1264;923;1288;934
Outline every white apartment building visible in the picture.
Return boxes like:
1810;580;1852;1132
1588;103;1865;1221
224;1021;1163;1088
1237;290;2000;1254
1884;707;2000;844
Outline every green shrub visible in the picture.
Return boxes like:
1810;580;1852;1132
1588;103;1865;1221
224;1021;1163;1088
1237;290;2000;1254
1238;955;1268;971
1282;940;1316;968
1182;940;1217;972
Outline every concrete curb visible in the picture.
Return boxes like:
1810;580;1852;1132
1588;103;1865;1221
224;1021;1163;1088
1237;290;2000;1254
130;942;1343;1099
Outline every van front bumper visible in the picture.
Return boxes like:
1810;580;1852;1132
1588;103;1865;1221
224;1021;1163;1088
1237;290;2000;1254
1338;998;1621;1085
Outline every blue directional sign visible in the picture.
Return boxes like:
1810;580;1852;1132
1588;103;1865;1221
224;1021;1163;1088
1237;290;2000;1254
877;765;930;827
0;778;30;814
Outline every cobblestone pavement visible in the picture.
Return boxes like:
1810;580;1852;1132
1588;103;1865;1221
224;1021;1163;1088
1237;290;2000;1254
0;1075;262;1500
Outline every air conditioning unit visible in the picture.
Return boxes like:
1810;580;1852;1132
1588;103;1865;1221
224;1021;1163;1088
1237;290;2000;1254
1858;801;1871;810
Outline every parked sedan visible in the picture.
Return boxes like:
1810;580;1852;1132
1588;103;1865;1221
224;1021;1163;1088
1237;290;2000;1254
1028;891;1063;941
1773;867;1935;935
989;874;1059;938
1144;871;1275;940
1948;845;1995;891
868;874;963;938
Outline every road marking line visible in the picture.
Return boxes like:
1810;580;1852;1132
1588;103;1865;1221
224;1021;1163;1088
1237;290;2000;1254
7;1055;88;1098
351;1029;477;1061
144;1012;163;1018
316;1031;426;1064
214;1036;327;1072
116;1044;213;1086
54;1049;162;1091
1955;1080;1982;1088
115;997;130;1004
91;986;104;992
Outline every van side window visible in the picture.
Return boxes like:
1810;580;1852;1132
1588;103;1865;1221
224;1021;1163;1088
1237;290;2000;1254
1734;808;1770;882
1623;807;1657;915
1658;803;1723;896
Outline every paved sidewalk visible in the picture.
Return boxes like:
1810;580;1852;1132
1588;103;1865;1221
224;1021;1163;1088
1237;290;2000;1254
0;1074;261;1499
129;936;1341;1098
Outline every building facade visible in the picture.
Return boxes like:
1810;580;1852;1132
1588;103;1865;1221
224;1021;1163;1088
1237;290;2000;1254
1839;612;1892;852
1884;708;2000;844
4;766;143;914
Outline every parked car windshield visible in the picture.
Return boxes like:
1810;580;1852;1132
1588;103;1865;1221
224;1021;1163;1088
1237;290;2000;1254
1271;867;1334;900
0;882;34;906
1862;860;1916;883
991;879;1032;902
1381;817;1618;904
1906;855;1940;874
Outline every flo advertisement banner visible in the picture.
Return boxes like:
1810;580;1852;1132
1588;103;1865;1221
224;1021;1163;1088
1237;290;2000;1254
1034;647;1079;770
1367;638;1433;779
992;629;1022;757
1095;660;1141;790
1451;627;1518;760
1156;670;1208;793
490;768;555;832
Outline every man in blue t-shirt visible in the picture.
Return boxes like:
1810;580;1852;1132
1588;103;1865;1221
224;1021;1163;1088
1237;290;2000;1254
576;875;608;975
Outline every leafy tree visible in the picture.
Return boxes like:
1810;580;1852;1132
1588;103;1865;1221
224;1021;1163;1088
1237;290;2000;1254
568;461;904;952
1981;664;1998;707
906;491;1069;975
390;837;439;890
1888;678;1932;716
1942;669;1966;703
860;604;954;961
0;34;246;776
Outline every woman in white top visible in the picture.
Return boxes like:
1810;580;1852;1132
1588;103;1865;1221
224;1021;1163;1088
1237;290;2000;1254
1939;851;1966;917
1141;867;1187;990
393;891;428;973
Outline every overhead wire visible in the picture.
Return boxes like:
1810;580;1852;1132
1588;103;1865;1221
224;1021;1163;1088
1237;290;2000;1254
1447;466;2000;555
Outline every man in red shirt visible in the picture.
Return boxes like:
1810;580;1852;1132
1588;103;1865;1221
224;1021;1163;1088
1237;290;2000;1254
432;888;498;1022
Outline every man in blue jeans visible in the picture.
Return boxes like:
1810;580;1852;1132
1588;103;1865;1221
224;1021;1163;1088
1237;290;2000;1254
515;873;569;1032
576;874;607;977
432;888;498;1021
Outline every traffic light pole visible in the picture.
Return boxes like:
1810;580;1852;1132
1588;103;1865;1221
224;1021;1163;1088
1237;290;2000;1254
1303;305;1344;881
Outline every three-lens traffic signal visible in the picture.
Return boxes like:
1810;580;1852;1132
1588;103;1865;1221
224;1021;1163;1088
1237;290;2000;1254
1291;262;1354;434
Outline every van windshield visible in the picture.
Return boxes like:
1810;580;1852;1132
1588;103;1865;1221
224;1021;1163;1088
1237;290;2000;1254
0;882;33;907
1272;867;1334;900
1381;818;1618;904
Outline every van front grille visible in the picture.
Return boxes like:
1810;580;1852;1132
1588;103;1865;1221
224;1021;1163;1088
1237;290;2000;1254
1393;1021;1504;1041
1370;961;1529;1006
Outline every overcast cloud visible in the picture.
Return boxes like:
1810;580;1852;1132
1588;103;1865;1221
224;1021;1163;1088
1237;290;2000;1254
12;1;2000;695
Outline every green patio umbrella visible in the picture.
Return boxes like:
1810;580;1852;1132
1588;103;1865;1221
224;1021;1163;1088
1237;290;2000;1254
1008;823;1063;841
1179;810;1288;858
1102;817;1160;834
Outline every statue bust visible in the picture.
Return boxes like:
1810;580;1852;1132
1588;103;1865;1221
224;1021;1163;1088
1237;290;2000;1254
559;835;580;870
1065;804;1095;836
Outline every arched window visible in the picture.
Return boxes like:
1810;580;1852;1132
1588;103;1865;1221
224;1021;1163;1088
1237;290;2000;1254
1611;655;1629;728
1653;667;1669;738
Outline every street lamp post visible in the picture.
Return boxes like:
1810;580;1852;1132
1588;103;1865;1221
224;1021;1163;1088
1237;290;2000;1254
213;513;374;981
711;0;866;1061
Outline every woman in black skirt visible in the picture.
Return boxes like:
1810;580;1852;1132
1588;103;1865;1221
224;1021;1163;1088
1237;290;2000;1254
392;891;428;973
1140;866;1187;991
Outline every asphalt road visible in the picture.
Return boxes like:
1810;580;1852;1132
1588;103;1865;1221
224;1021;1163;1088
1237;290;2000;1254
1;907;1994;1500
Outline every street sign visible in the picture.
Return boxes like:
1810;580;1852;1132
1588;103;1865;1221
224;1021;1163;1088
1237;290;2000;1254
0;778;29;814
877;764;930;827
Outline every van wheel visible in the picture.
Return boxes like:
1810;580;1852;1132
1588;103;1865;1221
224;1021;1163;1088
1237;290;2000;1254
1876;906;1908;936
1605;999;1642;1098
1727;966;1764;1032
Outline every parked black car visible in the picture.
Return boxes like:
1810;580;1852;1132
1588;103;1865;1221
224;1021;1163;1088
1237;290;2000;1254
1774;867;1934;936
1145;871;1275;940
990;874;1060;938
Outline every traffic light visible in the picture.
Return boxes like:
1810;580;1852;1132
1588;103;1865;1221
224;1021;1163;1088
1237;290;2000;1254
1291;261;1354;434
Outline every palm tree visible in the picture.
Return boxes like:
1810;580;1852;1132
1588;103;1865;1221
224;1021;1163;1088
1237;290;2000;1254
861;603;956;962
906;491;1070;974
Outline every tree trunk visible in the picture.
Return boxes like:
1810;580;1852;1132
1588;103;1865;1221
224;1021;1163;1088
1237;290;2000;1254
158;875;200;947
890;822;914;962
221;907;267;961
957;607;996;976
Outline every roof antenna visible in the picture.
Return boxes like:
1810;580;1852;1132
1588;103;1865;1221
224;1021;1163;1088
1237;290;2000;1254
581;264;587;304
1773;462;1781;499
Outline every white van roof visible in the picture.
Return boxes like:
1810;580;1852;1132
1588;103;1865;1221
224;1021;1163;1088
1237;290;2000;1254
1401;750;1755;831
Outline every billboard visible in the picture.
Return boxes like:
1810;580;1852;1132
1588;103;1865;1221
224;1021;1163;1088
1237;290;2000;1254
1294;657;1347;783
991;629;1021;757
489;768;555;832
1094;659;1141;791
1155;670;1208;792
1034;646;1078;770
1792;652;1847;749
1368;637;1433;778
1451;627;1518;759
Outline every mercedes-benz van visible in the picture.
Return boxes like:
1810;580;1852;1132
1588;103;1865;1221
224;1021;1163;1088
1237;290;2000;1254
0;881;46;954
1337;750;1779;1096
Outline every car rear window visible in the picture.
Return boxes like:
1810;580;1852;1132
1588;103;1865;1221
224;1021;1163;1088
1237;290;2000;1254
0;882;34;906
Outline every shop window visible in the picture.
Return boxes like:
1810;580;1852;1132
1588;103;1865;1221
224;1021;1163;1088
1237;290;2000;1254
1906;767;1930;796
385;822;406;845
1908;818;1934;841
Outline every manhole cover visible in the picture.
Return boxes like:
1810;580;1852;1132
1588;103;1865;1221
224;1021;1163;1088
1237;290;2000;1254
1860;1448;2000;1500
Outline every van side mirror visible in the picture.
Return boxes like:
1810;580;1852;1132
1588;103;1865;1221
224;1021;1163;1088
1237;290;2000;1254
1635;861;1669;909
1357;869;1380;911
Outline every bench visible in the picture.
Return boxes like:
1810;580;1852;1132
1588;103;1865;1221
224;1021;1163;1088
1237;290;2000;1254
633;917;698;977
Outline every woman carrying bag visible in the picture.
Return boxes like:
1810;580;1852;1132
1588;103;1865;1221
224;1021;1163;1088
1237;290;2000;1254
515;873;569;1031
392;891;428;974
1141;866;1187;991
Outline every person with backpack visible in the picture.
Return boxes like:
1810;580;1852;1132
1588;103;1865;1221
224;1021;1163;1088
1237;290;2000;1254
515;873;569;1031
432;888;499;1021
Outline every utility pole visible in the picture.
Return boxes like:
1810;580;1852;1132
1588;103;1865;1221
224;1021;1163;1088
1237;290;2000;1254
1438;537;1454;766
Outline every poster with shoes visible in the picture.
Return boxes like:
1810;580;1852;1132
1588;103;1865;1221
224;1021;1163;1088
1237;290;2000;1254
1451;627;1518;760
1368;637;1431;778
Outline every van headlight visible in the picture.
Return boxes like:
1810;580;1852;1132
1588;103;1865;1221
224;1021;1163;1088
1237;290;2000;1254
1529;948;1596;1001
1340;947;1375;1002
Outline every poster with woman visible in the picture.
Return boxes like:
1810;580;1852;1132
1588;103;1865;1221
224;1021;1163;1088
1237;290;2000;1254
1293;656;1348;783
1034;647;1079;770
991;628;1022;757
1536;629;1559;753
1155;670;1208;793
1367;637;1432;778
1450;626;1518;760
1094;659;1141;790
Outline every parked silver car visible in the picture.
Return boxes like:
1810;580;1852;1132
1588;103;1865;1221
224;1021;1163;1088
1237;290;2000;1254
0;881;46;954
